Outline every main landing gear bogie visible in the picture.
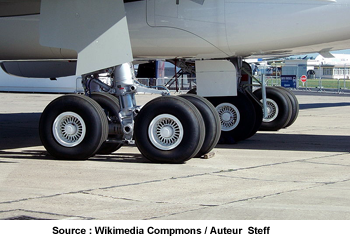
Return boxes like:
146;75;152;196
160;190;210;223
185;86;298;143
38;59;223;164
39;93;220;164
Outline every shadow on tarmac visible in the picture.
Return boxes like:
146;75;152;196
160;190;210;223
216;132;350;153
0;113;42;150
299;102;350;110
0;148;151;164
1;111;349;161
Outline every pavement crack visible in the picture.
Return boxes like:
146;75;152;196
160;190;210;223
0;179;168;205
214;174;316;184
146;179;350;220
80;191;142;202
304;153;350;166
144;206;210;220
214;152;350;175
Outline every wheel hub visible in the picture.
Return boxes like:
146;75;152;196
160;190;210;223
263;98;279;123
148;114;184;150
160;126;174;138
53;112;86;147
221;112;231;122
64;124;77;135
216;103;240;131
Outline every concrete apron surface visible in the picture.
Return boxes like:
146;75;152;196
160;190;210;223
0;91;349;220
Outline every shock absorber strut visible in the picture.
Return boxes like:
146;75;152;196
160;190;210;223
113;62;139;144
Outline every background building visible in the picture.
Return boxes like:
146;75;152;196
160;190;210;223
283;54;350;80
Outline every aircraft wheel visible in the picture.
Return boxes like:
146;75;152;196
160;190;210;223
134;96;205;164
90;92;123;154
179;94;221;157
275;87;299;128
39;94;108;160
206;92;256;143
254;87;292;131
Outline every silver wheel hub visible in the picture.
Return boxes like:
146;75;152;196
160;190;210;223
160;126;173;138
53;112;86;147
263;98;279;123
216;103;240;131
148;114;184;150
222;112;231;122
64;124;77;135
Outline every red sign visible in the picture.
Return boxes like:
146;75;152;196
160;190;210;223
301;75;307;82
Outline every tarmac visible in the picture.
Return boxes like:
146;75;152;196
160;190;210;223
0;90;349;220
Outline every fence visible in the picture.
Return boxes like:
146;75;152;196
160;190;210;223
135;75;350;94
260;76;350;93
137;77;196;92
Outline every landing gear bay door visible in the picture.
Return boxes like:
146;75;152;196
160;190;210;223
196;60;237;97
39;0;133;75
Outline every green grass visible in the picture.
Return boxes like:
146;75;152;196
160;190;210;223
299;79;350;89
264;78;350;90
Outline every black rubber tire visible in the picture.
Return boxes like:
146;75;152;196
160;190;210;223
206;92;256;143
134;96;205;164
179;94;221;157
245;93;263;139
184;89;259;141
275;87;299;128
90;92;122;154
39;94;108;160
253;87;292;131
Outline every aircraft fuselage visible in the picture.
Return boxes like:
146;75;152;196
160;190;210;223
1;0;350;61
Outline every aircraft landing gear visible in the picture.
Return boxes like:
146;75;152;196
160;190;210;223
188;59;263;144
39;62;219;163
